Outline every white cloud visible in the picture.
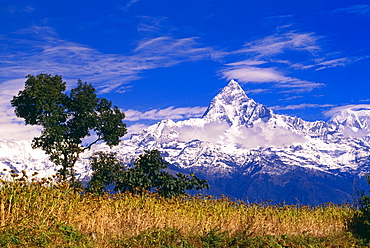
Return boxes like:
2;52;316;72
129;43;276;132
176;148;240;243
245;88;270;94
323;104;370;118
2;24;368;142
226;60;267;66
234;123;307;149
0;122;41;141
7;4;35;14
125;106;207;121
132;36;216;63
221;30;369;93
221;66;283;83
175;121;306;149
124;123;150;139
292;55;370;71
123;0;143;9
220;31;324;93
137;16;167;33
176;122;230;144
315;57;367;70
0;26;215;94
323;104;370;138
0;78;42;141
272;103;334;111
221;65;323;92
333;5;370;16
0;25;216;141
237;32;320;58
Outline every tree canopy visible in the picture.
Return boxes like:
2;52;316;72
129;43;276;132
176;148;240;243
88;150;210;198
88;151;122;194
11;74;127;182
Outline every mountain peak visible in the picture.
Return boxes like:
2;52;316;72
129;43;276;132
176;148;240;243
202;80;273;126
224;79;245;93
329;107;370;133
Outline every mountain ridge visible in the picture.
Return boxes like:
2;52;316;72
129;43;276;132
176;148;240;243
1;80;370;205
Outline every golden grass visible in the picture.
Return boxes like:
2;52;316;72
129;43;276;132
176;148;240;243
0;173;358;247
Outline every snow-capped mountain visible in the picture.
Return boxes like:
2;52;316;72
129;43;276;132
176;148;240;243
202;79;273;126
1;79;370;205
0;139;91;180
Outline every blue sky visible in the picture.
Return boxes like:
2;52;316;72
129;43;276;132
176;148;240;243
1;0;370;141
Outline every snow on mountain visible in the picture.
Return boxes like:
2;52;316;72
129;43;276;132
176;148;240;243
328;107;370;138
202;79;273;126
116;79;370;174
1;79;370;204
0;139;91;180
0;140;53;178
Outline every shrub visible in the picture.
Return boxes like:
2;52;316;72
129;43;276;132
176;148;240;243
350;175;370;242
88;150;209;198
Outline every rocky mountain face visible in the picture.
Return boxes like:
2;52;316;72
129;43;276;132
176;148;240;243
2;79;370;205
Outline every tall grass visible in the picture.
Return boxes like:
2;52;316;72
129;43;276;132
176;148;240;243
0;171;362;247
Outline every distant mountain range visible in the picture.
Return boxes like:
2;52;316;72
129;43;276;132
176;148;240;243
2;80;370;205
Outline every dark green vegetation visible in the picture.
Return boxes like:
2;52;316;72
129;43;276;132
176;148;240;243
350;175;370;242
11;74;127;182
112;228;365;248
89;150;209;197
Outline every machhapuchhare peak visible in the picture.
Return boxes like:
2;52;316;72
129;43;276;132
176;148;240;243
2;80;370;205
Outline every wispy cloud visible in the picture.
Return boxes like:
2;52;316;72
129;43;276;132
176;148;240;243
272;103;334;111
219;31;324;93
221;64;323;92
2;24;368;141
323;104;370;118
292;56;369;70
0;25;215;140
125;106;207;121
133;36;216;64
245;88;270;95
6;4;35;14
237;32;320;58
0;26;215;94
122;0;143;10
315;56;368;70
221;66;283;83
219;29;370;93
333;5;370;17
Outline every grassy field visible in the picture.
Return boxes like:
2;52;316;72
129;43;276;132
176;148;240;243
0;172;368;247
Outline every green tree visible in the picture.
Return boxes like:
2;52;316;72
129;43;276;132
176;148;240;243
11;74;127;183
87;150;209;197
351;175;370;241
114;150;209;198
88;151;122;194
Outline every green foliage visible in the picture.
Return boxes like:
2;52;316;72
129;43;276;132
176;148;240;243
88;150;209;197
88;151;122;194
0;224;91;248
11;74;127;182
57;222;89;245
112;227;193;247
200;228;229;248
115;150;210;197
350;175;370;242
111;229;361;248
